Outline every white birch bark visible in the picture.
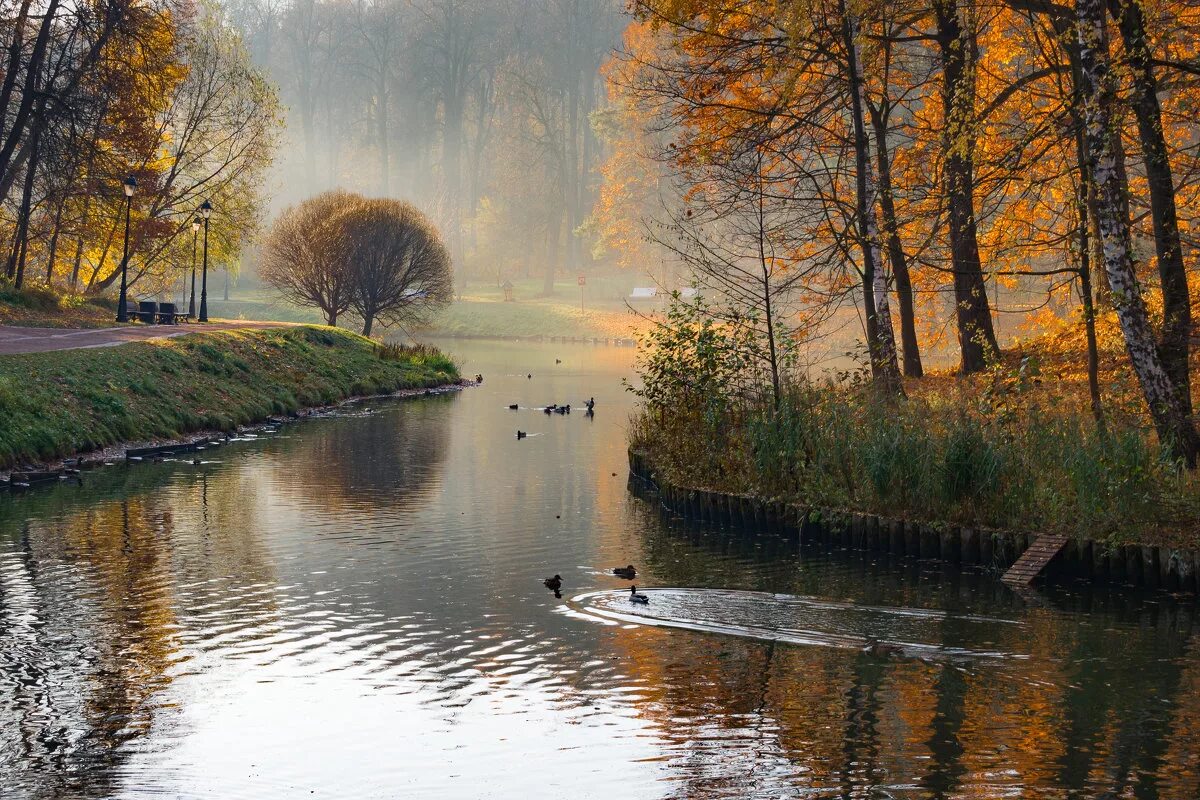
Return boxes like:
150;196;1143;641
1076;0;1197;462
844;4;902;393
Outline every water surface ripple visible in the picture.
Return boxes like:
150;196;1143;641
0;339;1197;799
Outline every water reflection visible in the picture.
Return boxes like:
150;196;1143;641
0;340;1196;799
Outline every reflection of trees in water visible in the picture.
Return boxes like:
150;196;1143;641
0;478;280;799
273;396;453;512
0;499;180;797
616;497;1200;798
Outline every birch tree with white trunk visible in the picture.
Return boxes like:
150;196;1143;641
1075;0;1199;466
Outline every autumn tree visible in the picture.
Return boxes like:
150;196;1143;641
343;198;453;336
261;192;453;335
1075;0;1200;465
260;190;358;325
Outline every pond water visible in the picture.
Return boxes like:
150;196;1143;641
1;339;1197;799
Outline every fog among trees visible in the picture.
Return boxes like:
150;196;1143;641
224;0;626;288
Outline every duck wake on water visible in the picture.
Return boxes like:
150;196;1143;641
566;588;1029;663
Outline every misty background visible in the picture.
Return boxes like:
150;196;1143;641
222;0;632;292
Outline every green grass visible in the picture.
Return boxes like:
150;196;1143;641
0;325;458;468
208;281;653;339
205;289;326;324
429;277;651;339
429;298;643;339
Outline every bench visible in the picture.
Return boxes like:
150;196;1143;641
156;311;193;325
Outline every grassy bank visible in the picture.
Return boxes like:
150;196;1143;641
0;325;458;468
206;282;649;339
0;283;119;328
430;298;641;339
632;390;1200;550
428;278;652;339
205;288;326;324
630;310;1200;550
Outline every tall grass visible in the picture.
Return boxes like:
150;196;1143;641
631;381;1200;546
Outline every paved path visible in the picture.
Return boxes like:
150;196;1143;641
0;321;295;355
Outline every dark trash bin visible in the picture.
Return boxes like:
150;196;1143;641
137;300;158;324
158;302;177;324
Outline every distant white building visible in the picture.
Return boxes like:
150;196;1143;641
629;287;701;300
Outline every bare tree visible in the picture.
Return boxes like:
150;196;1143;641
260;190;357;325
343;198;453;336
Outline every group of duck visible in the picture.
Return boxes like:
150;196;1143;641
542;565;650;604
515;397;596;439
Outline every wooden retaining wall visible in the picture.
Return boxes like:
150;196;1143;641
628;450;1200;594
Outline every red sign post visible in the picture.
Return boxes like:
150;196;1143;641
578;274;586;310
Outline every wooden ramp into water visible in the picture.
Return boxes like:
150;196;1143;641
1002;534;1068;585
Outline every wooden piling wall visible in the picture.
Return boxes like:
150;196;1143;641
627;449;1199;593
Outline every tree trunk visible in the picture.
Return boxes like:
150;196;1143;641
45;194;64;285
1077;0;1198;465
0;0;59;202
566;68;580;274
1109;0;1191;413
933;0;999;373
378;74;389;196
1064;19;1105;428
544;209;561;296
444;84;465;283
842;1;903;396
9;115;40;288
0;0;34;140
361;311;374;337
870;104;922;377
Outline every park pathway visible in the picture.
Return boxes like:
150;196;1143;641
0;321;295;355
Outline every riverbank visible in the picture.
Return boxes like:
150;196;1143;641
209;283;653;341
629;298;1200;554
630;384;1200;551
627;449;1200;592
0;325;459;470
429;297;644;340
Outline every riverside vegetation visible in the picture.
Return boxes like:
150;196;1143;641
0;326;457;469
629;301;1200;551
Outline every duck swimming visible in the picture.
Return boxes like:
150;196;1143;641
508;404;519;410
612;565;637;579
861;640;902;657
516;430;527;439
543;405;555;415
629;585;650;604
543;574;562;591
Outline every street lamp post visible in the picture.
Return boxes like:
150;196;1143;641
115;176;137;323
189;217;200;318
198;200;212;323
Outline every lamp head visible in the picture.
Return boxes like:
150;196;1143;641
192;217;201;233
200;200;213;220
122;176;137;198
